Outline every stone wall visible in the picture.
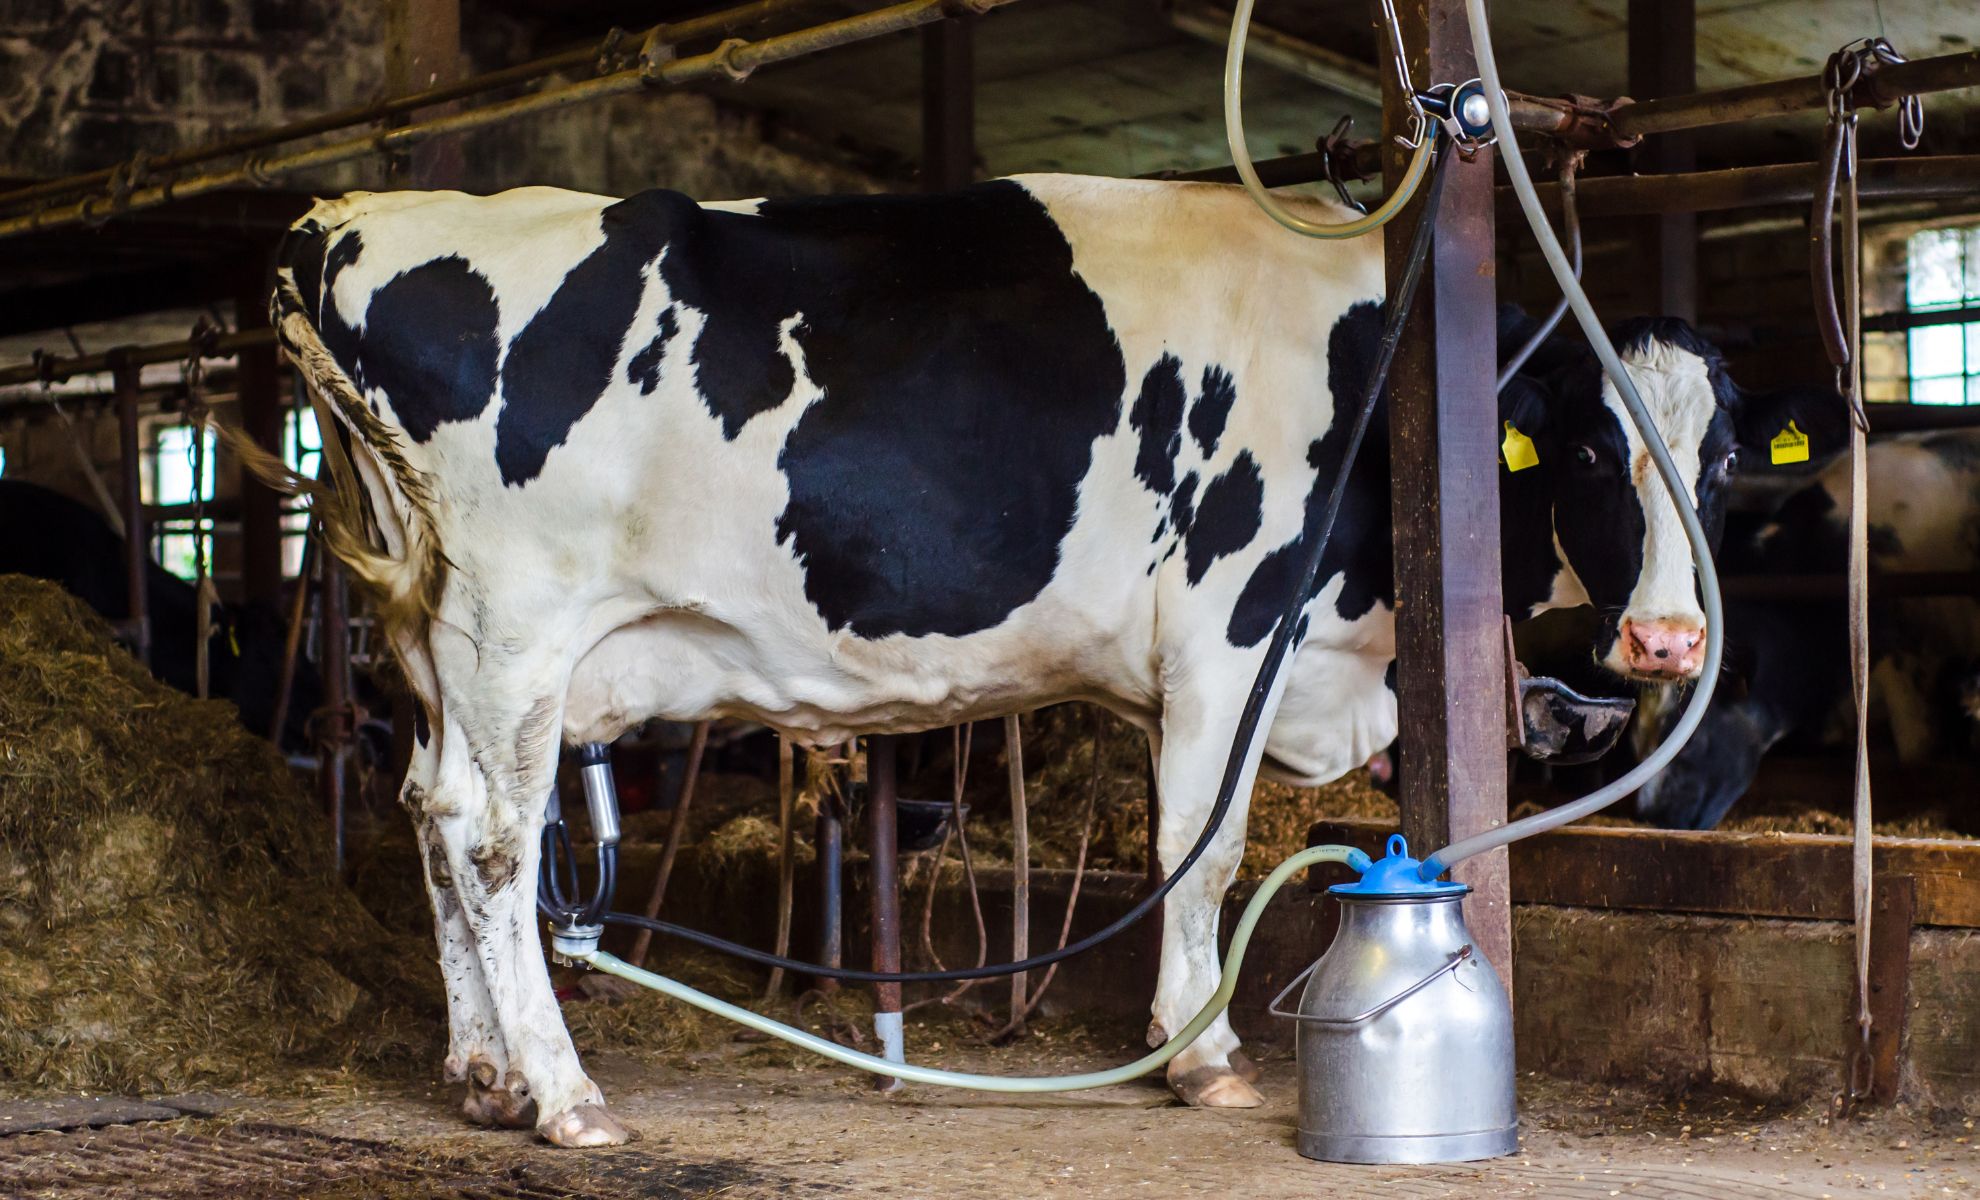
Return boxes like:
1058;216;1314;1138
0;0;385;193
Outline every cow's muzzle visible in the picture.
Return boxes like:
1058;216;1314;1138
1617;617;1705;680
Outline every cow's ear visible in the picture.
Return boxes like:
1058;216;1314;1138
1733;383;1851;466
1498;372;1551;439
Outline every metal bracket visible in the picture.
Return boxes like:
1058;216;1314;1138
1417;79;1497;159
637;25;677;80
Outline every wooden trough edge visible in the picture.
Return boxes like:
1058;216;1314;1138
1307;817;1980;929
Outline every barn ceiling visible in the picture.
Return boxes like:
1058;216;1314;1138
686;0;1980;178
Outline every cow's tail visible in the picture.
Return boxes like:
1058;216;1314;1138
217;200;449;643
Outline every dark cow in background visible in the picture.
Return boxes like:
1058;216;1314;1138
0;479;318;751
1629;429;1980;830
270;180;1826;1144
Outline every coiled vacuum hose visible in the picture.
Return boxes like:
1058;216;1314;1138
1420;0;1726;880
575;844;1369;1091
1223;0;1433;238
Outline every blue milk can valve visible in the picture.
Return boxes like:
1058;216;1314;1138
1328;834;1468;897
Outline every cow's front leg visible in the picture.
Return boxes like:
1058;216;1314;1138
1148;682;1266;1109
427;711;626;1147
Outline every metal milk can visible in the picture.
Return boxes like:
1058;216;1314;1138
1272;835;1517;1165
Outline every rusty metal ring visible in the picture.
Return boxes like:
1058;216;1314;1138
710;37;753;83
595;26;627;74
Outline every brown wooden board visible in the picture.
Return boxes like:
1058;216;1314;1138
1381;0;1512;983
1309;817;1980;928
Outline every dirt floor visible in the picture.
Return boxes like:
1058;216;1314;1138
3;1006;1972;1199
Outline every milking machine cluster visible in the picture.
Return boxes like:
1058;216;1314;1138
535;0;1727;1167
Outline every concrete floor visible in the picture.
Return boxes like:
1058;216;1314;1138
229;1015;1977;1200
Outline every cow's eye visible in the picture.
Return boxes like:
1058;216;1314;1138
1722;450;1738;472
1573;445;1598;467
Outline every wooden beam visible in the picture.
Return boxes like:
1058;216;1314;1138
1627;0;1697;323
1382;0;1511;979
920;15;975;192
1310;818;1980;929
385;0;466;187
235;259;283;606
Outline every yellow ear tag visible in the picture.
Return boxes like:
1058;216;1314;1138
1770;420;1809;465
1501;421;1539;473
228;627;241;657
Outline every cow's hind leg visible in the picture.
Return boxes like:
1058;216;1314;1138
405;788;532;1129
1148;681;1267;1109
424;690;626;1147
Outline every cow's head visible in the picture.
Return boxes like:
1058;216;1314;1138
1503;318;1837;684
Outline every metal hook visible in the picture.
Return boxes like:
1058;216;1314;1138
1319;115;1368;215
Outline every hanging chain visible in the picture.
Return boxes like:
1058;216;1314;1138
1375;0;1431;150
180;318;222;585
1826;37;1926;150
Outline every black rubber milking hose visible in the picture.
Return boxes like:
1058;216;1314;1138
594;142;1454;984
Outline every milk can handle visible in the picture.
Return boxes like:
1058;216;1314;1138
1268;944;1473;1026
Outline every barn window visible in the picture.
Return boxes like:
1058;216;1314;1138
146;421;217;581
281;404;321;576
1895;224;1980;405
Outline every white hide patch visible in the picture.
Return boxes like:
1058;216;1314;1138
1602;341;1716;649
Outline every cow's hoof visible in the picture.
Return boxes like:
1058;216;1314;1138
539;1103;630;1148
1168;1064;1264;1109
1145;1019;1169;1050
1228;1049;1263;1084
461;1060;536;1129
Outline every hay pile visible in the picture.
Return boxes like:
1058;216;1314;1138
0;576;441;1094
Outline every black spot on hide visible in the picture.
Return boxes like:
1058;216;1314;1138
357;257;501;442
496;189;699;486
1228;302;1393;647
1189;365;1236;455
626;305;679;395
646;181;1126;638
1184;452;1263;585
1170;471;1199;537
1130;354;1186;494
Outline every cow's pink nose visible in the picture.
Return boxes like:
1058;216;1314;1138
1619;618;1704;679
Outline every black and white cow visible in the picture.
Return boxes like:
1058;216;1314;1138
269;180;1819;1145
1632;428;1980;830
0;478;316;749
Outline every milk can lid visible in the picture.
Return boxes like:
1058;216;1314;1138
1328;835;1468;896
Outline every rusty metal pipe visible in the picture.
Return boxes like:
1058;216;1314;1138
1505;154;1980;220
317;557;351;873
114;363;150;670
0;0;1013;242
1155;147;1980;221
269;519;315;749
0;328;276;390
1609;49;1980;141
867;734;904;1089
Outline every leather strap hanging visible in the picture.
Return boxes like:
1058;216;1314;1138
1814;40;1883;1110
